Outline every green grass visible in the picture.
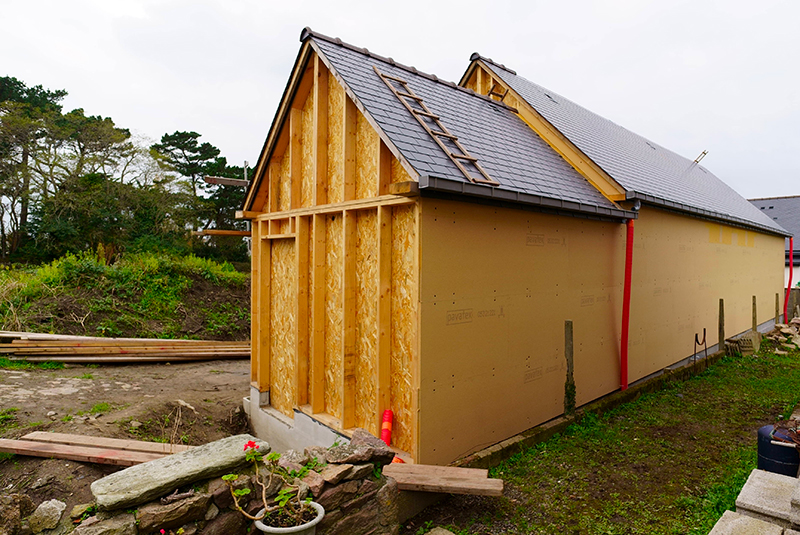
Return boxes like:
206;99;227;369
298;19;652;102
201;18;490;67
89;402;111;414
0;357;64;370
0;408;19;434
416;342;800;535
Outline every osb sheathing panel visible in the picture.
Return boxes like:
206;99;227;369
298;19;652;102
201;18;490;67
327;80;345;204
417;198;784;464
270;239;296;418
355;211;379;434
300;90;315;208
391;158;413;185
324;214;344;418
627;206;784;380
278;150;291;212
355;111;379;199
391;204;417;455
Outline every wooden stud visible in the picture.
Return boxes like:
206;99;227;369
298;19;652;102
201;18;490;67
313;55;329;206
342;210;357;428
310;214;326;413
268;162;280;214
411;203;421;458
295;216;310;406
250;221;261;385
376;205;392;418
378;141;392;196
290;108;303;209
343;97;357;201
257;237;271;394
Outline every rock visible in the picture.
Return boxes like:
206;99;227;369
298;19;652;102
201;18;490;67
137;494;211;533
72;513;136;535
377;477;400;529
28;499;66;533
281;449;309;466
91;434;268;510
316;479;360;511
75;516;100;529
129;421;142;428
302;470;326;497
0;494;34;535
277;459;303;473
304;446;328;464
202;510;247;535
205;503;220;521
320;463;352;484
70;504;95;520
30;475;55;490
346;463;374;480
330;431;395;466
253;472;283;499
208;478;234;510
295;480;310;501
177;524;198;535
776;350;789;355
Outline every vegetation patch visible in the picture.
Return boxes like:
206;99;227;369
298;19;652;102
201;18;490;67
404;341;800;535
0;250;249;340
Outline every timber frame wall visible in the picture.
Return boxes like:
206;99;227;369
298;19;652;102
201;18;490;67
247;50;422;458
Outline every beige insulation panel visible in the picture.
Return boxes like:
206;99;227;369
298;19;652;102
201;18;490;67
269;238;297;417
417;198;784;465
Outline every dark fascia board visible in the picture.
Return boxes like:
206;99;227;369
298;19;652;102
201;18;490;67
419;175;636;222
242;41;314;211
625;191;791;238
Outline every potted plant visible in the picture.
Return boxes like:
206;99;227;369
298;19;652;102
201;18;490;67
223;441;325;534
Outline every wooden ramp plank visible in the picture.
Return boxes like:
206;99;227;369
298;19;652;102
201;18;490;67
383;463;503;496
21;432;193;454
384;463;488;478
0;439;163;466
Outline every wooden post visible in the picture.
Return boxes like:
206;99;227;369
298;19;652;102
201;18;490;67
313;55;329;206
250;221;261;385
718;298;725;350
342;210;357;429
776;293;780;326
752;295;757;333
564;320;575;416
310;214;326;413
257;235;271;398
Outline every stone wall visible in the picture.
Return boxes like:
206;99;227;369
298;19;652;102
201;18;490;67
1;431;399;535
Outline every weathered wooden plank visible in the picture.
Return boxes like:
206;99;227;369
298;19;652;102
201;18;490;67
0;439;163;466
22;432;193;454
383;464;502;496
383;463;488;479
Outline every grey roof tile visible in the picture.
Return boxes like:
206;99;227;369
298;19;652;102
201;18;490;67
480;60;787;235
749;196;798;249
311;37;623;216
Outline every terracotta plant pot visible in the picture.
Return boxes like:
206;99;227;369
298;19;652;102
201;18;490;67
253;502;325;534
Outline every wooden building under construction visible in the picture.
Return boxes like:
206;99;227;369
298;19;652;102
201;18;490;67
240;28;790;465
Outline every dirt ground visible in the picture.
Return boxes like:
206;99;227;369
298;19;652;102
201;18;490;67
0;359;251;514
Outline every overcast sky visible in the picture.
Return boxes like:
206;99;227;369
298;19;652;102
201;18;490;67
3;0;798;199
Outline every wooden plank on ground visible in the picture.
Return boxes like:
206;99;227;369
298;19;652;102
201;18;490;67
0;439;163;466
383;463;488;479
21;432;193;454
383;463;503;496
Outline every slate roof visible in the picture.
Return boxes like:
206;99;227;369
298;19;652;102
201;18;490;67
304;30;631;220
749;196;799;253
475;57;788;236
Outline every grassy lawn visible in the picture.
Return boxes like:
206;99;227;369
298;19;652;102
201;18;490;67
407;341;799;535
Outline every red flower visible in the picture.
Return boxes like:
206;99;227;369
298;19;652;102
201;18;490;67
244;440;259;451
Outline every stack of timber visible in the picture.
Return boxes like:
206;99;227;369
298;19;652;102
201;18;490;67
0;331;250;363
0;431;192;466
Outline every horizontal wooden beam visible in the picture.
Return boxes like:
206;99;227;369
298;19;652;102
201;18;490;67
388;181;420;196
192;230;251;237
236;210;263;219
253;195;415;222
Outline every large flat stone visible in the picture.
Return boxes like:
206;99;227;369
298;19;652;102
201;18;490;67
91;434;269;511
735;469;795;527
709;510;782;535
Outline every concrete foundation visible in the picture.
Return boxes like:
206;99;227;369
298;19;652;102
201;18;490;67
709;510;782;535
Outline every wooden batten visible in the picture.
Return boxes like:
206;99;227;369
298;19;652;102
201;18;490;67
342;210;357;429
250;220;261;385
290;108;303;209
378;141;392;196
268;162;280;214
343;97;357;202
376;205;392;417
295;216;310;405
314;56;329;206
310;214;326;413
256;229;271;392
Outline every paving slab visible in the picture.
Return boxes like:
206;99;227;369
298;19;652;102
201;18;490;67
427;529;455;535
735;469;795;527
709;510;782;535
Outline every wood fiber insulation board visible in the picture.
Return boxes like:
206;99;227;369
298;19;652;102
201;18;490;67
324;213;344;419
627;206;784;381
417;198;623;464
269;238;297;417
390;204;418;455
301;90;315;208
278;149;291;213
355;210;379;434
327;79;345;204
355;111;379;200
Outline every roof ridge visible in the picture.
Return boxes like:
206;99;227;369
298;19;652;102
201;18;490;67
469;53;516;75
749;195;800;201
300;27;516;112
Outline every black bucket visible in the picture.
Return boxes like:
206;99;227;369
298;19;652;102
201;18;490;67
757;424;800;477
